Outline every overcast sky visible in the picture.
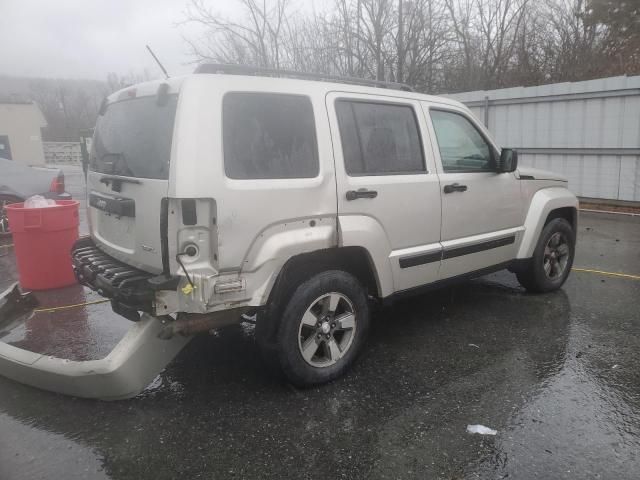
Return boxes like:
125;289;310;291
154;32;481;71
0;0;319;82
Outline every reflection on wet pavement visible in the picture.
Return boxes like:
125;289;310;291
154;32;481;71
0;412;109;480
2;284;128;361
1;270;638;480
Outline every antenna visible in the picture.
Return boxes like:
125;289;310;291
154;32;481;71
146;45;169;79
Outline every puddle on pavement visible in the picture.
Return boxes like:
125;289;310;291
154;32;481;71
1;284;129;361
3;171;639;478
0;258;638;479
0;412;109;480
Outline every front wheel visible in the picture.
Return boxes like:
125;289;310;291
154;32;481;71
276;270;370;387
516;218;575;293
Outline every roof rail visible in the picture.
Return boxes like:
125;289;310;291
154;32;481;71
194;63;414;92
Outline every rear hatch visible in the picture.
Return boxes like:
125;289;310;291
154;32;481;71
88;90;178;274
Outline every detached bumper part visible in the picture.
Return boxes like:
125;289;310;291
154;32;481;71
0;303;191;400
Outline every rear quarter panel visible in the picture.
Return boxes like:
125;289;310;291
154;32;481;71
170;76;339;276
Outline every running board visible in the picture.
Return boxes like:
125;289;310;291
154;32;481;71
0;285;191;400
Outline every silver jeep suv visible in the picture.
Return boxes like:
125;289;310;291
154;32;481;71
72;65;578;388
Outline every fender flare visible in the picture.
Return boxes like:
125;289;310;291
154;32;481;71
517;187;578;259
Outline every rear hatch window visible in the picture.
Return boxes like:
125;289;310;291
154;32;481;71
90;95;178;179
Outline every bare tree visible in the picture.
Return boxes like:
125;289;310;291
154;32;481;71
183;0;292;68
541;0;605;81
443;0;529;90
314;0;451;88
25;78;107;141
182;0;640;93
392;0;452;91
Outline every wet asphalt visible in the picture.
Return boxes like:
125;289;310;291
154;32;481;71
0;166;639;479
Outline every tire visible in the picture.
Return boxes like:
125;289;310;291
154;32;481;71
0;195;22;237
516;218;575;293
275;270;370;387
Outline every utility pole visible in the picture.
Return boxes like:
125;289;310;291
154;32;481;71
357;0;362;77
397;0;404;83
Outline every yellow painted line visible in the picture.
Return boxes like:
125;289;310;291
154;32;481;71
34;299;110;313
22;268;640;314
573;267;640;280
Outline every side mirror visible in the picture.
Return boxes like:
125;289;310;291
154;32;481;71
499;148;518;173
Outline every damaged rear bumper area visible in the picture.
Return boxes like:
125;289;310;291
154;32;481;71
0;283;192;400
71;237;178;321
0;240;249;400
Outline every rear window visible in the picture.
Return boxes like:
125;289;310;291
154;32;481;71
223;93;319;179
90;95;178;179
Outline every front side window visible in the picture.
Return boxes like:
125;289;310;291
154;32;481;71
430;110;496;173
336;100;425;175
223;93;319;179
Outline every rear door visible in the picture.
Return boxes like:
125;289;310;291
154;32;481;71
327;92;442;294
88;93;178;274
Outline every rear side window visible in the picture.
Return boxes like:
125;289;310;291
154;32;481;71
223;93;319;179
336;100;425;175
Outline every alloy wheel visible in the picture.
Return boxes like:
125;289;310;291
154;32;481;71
543;232;570;279
297;292;357;368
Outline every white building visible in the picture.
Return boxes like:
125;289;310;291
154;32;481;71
0;99;47;166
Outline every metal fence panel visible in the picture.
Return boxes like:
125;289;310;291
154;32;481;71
447;75;640;201
43;141;85;165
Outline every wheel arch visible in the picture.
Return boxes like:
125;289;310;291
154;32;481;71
545;206;577;234
256;246;380;347
517;187;578;259
268;246;381;303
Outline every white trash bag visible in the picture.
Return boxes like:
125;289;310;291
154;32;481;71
24;195;56;209
466;424;498;435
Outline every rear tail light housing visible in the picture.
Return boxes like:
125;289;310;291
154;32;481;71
50;172;65;194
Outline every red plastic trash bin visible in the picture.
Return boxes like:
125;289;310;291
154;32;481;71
6;200;80;290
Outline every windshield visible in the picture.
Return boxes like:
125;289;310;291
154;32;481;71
90;95;177;179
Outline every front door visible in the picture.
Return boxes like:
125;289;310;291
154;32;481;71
424;105;524;280
327;92;442;295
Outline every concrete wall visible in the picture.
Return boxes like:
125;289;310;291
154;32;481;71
0;102;47;166
447;75;640;202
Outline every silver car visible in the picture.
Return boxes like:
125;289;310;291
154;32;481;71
0;157;71;236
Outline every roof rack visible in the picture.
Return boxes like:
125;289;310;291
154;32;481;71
194;63;414;92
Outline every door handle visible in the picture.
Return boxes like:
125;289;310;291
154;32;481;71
443;183;468;194
346;188;378;201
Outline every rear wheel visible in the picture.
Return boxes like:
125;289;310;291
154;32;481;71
275;270;370;387
516;218;575;293
0;195;21;237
